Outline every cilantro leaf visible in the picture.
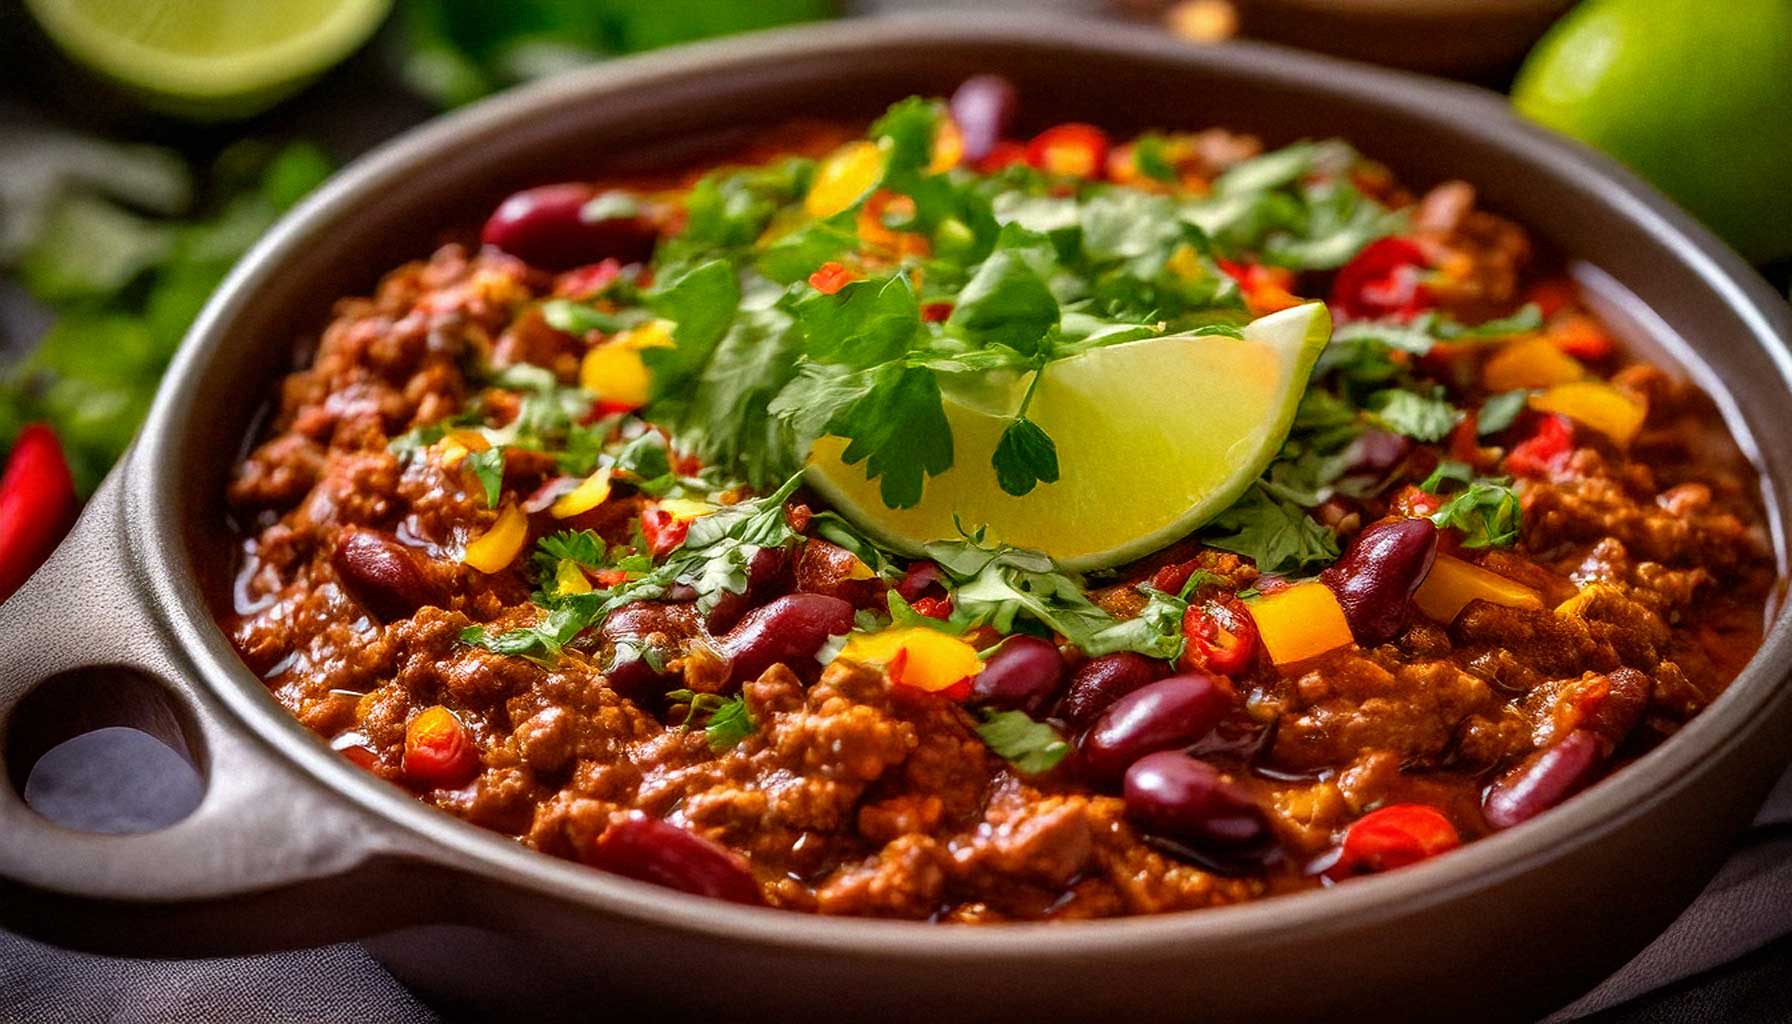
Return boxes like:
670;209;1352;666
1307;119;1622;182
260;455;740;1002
541;299;623;335
665;689;757;752
947;247;1060;355
644;259;740;399
1204;485;1341;574
976;709;1070;775
1368;387;1459;442
991;416;1059;497
1477;389;1529;436
870;97;946;180
795;274;920;366
1419;459;1474;494
466;445;505;507
1430;477;1522;549
927;537;1133;655
1085;586;1187;661
828;364;954;509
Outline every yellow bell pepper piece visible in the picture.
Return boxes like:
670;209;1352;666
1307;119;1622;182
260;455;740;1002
464;503;529;574
550;466;613;519
839;627;983;693
655;497;716;521
928;119;964;174
1482;337;1585;391
1247;582;1354;668
805;141;886;219
1413;555;1543;623
579;320;673;408
554;558;592;596
436;429;491;469
1529;381;1647;445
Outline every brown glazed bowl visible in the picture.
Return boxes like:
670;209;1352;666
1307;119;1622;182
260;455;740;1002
3;14;1790;1023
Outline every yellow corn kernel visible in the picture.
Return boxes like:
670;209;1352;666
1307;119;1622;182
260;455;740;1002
550;466;613;519
554;558;592;596
1247;582;1354;668
839;628;983;693
805;141;886;219
1482;337;1585;391
1529;381;1647;445
463;503;529;574
1413;555;1543;624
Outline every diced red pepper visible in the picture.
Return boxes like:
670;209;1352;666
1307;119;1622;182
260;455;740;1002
976;140;1030;173
402;705;480;788
0;424;79;604
1180;597;1259;676
921;301;954;323
641;505;691;559
1389;484;1445;519
1325;804;1461;879
910;595;953;620
1330;237;1434;320
553;258;624;299
1546;313;1615;361
1506;413;1575;479
330;731;379;771
808;260;858;295
1447;411;1484;464
593;568;633;588
1026;124;1110;179
1524;277;1576;319
1149;558;1201;596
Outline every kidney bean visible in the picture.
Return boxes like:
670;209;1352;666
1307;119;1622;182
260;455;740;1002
895;560;947;602
481;184;657;270
1340;429;1415;478
332;528;439;621
1319;517;1439;644
705;547;792;634
949;74;1018;162
1582;667;1649;756
971;636;1066;715
1123;751;1269;852
587;812;761;905
600;601;700;701
1080;673;1232;783
1482;729;1603;830
794;538;885;609
1057;651;1166;728
720;593;854;685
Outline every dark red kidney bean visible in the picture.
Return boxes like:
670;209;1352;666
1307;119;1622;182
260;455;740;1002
706;547;792;634
794;538;885;609
721;593;855;685
1080;673;1232;783
971;636;1066;715
1483;729;1603;830
481;184;657;270
1058;651;1166;728
1124;751;1270;851
1319;517;1439;644
895;560;946;602
587;812;761;905
600;601;700;700
1341;429;1415;478
1583;667;1649;756
331;528;438;621
949;74;1019;162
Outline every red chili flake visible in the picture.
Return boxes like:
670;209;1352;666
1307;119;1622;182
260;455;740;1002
808;261;858;295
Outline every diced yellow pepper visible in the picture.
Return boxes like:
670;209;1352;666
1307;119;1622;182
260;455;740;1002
1247;582;1354;668
579;320;673;408
805;141;886;219
838;627;983;693
436;429;492;469
463;503;529;574
655;497;717;521
1529;381;1647;445
550;466;613;519
928;119;964;174
554;558;592;596
1413;555;1543;623
1482;337;1585;391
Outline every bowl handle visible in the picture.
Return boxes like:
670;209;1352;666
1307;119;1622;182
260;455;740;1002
0;473;433;957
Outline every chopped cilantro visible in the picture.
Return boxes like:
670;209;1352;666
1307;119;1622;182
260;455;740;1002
1368;387;1460;442
992;415;1060;497
466;445;505;507
976;708;1071;774
1203;485;1340;574
1429;477;1522;548
1477;389;1529;435
665;690;757;752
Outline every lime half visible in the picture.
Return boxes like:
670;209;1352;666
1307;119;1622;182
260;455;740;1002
805;302;1332;571
26;0;393;119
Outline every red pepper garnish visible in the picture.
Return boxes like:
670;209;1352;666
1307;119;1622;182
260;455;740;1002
1330;237;1434;320
921;301;954;323
808;260;858;295
1389;484;1444;518
1506;413;1575;479
0;424;79;604
402;705;480;788
1180;597;1259;676
330;732;380;771
1546;313;1615;361
975;140;1031;174
1026;124;1110;179
1524;277;1576;319
553;258;624;299
1447;411;1484;465
910;595;953;620
593;568;632;588
1325;804;1461;879
641;505;691;559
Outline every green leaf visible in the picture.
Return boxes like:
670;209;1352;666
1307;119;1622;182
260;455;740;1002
928;537;1124;654
679;303;806;487
467;446;505;507
541;298;623;335
1368;387;1459;442
644;258;739;398
260;141;335;211
1132;133;1179;183
17;194;172;302
665;689;757;752
991;416;1059;497
947;247;1060;355
1204;485;1341;574
870;96;946;180
1430;477;1522;549
795;274;920;367
827;364;954;510
1419;459;1474;493
1477;389;1529;435
976;709;1070;775
1084;586;1187;661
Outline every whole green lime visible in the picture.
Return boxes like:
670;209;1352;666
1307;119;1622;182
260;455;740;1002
1513;0;1792;263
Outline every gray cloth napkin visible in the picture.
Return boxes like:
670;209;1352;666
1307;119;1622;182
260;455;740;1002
4;725;1792;1024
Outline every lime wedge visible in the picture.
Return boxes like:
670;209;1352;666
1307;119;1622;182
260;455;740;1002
805;302;1332;571
25;0;392;119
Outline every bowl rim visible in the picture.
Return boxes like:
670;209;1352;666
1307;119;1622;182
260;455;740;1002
127;12;1792;959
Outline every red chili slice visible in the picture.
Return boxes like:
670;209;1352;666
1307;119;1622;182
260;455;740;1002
640;506;691;560
1179;597;1259;676
1326;804;1461;879
0;424;79;603
1026;124;1110;179
1330;237;1434;320
1506;413;1575;479
403;705;480;788
909;595;953;620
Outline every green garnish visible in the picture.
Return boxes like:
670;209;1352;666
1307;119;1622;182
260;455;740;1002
975;709;1070;775
665;690;757;753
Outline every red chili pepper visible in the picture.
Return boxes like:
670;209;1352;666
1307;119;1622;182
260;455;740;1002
1180;597;1259;676
910;595;953;620
1447;411;1483;463
1026;124;1110;179
1330;238;1434;320
1506;414;1575;479
592;568;632;588
0;424;79;604
402;705;480;788
807;260;858;295
641;506;691;559
1148;558;1201;596
1325;804;1461;879
975;140;1030;173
